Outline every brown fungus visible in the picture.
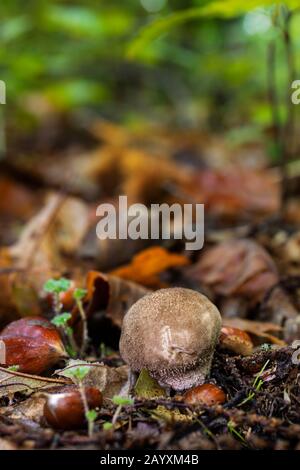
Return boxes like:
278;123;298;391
119;288;221;391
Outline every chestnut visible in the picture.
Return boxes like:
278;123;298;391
44;387;102;429
183;383;226;406
0;317;67;374
219;326;253;356
120;288;222;391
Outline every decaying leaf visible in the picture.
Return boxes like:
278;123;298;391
111;246;189;288
186;239;278;303
0;367;69;397
0;176;38;221
134;368;166;399
223;318;285;346
56;360;129;398
0;194;65;325
0;194;93;326
183;167;280;219
151;405;193;424
0;395;47;423
72;270;150;329
0;438;17;450
86;145;190;203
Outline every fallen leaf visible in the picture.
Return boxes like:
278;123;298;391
134;368;166;399
0;438;17;450
87;145;190;204
111;246;189;288
0;194;93;326
223;318;285;346
183;167;280;219
0;176;38;221
151;405;192;424
72;270;150;329
0;366;69;397
56;360;129;398
186;239;278;303
0;395;47;423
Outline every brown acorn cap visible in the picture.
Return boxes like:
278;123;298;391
119;287;221;391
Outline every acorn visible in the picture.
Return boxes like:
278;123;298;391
44;387;102;429
119;288;222;391
0;317;67;374
183;383;226;406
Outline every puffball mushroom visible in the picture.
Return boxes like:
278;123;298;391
119;288;222;391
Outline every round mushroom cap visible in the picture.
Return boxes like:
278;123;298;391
119;287;221;391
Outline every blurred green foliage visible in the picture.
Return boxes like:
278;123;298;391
0;0;299;134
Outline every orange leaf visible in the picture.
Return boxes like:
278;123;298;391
111;246;190;288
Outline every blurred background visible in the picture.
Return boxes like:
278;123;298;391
0;0;299;160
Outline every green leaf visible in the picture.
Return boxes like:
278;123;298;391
103;422;113;430
63;366;90;382
112;396;134;406
127;1;298;59
86;409;97;422
7;365;20;372
73;288;87;301
0;16;31;42
51;313;72;328
45;6;103;37
134;368;166;399
45;80;107;110
43;278;71;294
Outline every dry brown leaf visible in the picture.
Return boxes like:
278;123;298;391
183;167;280;219
223;318;285;346
0;367;69;397
186;239;278;303
0;438;17;450
71;270;150;332
0;395;47;423
111;246;189;288
56;360;129;398
0;176;38;220
0;194;64;325
0;194;92;326
87;146;190;204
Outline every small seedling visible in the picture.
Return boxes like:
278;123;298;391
51;312;77;358
7;365;20;372
63;366;97;437
99;343;115;359
260;343;272;351
112;396;134;406
227;420;247;445
104;395;134;430
85;409;98;433
103;422;113;431
63;365;90;382
73;288;88;356
238;359;270;407
44;278;71;315
51;312;72;328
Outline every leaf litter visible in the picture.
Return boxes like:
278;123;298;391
0;119;300;450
